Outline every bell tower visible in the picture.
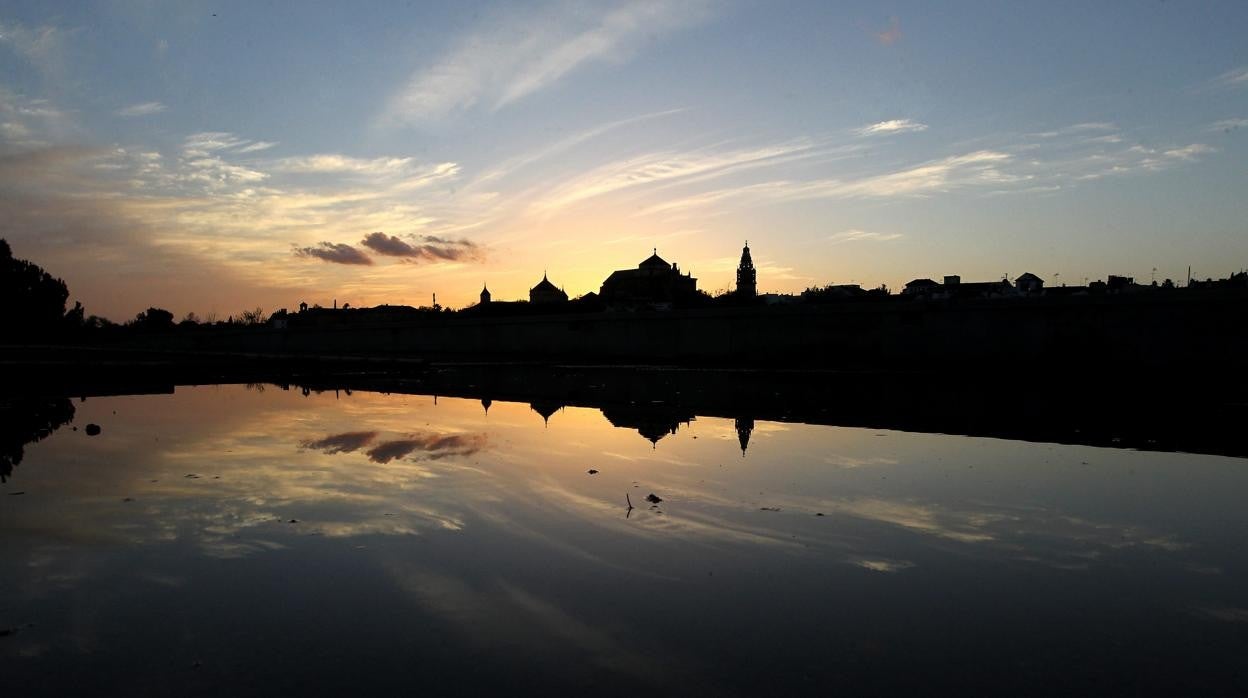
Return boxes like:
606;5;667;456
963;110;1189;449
736;241;757;298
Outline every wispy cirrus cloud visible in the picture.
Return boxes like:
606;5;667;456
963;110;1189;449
1208;118;1248;133
1208;66;1248;91
855;119;926;137
0;86;71;147
1162;143;1214;161
294;242;373;265
235;141;278;154
275;154;418;175
381;0;714;124
116;101;166;117
0;18;76;82
1028;122;1116;139
274;155;460;191
644;121;1219;218
829;230;904;244
360;232;483;262
182;131;280;158
531;138;827;213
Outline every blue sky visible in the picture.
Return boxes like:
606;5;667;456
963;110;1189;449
1;0;1245;318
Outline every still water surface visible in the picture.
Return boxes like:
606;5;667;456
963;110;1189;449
2;385;1247;695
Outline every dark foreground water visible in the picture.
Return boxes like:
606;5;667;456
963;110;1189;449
2;384;1247;696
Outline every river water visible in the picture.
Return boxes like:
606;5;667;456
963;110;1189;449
2;384;1247;695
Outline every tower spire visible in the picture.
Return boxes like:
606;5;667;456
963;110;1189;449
736;240;757;298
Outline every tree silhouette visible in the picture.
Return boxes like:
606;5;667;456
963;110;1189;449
131;307;175;331
0;238;72;334
238;307;268;325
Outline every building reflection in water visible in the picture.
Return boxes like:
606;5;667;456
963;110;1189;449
735;417;754;457
600;405;696;447
529;400;563;425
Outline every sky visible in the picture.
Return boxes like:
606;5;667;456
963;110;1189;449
1;0;1246;320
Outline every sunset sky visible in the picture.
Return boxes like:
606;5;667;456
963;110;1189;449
2;1;1246;320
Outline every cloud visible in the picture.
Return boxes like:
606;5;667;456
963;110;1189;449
641;149;1015;216
360;232;483;262
829;230;904;244
855;119;927;137
179;156;268;189
275;154;416;175
300;431;379;453
294;242;373;265
1210;66;1248;90
630;122;1218;219
365;433;486;463
850;557;915;573
873;16;901;45
531;139;825;213
0;18;76;82
0;87;72;147
1161;143;1214;160
235;141;278;154
1029;122;1116;138
182;131;276;157
809;150;1014;198
116;101;167;117
382;0;713;124
1209;118;1248;133
183;131;250;154
471;107;688;185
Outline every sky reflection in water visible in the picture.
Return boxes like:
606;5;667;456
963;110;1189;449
2;385;1248;696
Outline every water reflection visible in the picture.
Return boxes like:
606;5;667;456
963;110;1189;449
2;384;1248;695
601;405;696;446
0;396;75;482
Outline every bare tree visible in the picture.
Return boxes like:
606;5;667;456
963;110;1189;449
238;307;268;325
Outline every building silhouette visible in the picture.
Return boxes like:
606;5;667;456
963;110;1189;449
600;249;698;309
736;242;757;298
530;274;568;304
479;283;491;305
1014;272;1044;294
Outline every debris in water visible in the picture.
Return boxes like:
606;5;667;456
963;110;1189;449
288;519;299;524
760;506;781;512
85;424;101;436
815;512;825;517
645;493;663;504
8;491;25;496
185;474;199;479
587;469;599;475
122;497;134;502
